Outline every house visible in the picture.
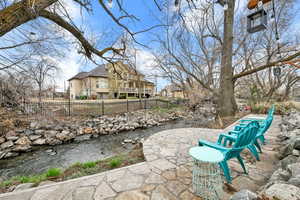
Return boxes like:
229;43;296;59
161;84;185;98
68;62;155;99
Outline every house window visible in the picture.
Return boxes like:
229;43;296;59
70;83;72;88
97;79;108;89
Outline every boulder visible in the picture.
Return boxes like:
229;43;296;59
1;140;14;149
280;155;298;169
46;138;62;145
6;136;19;141
13;144;32;152
13;183;35;192
38;181;55;186
32;138;46;145
30;121;38;129
74;135;91;142
294;138;300;150
4;152;19;158
5;130;17;138
34;129;44;135
287;163;300;177
278;144;294;160
44;130;58;137
83;127;93;134
0;137;5;144
288;175;300;187
29;135;42;141
15;136;31;146
230;189;258;200
264;183;300;200
293;149;300;157
56;130;73;141
24;129;34;135
0;151;6;159
269;168;291;182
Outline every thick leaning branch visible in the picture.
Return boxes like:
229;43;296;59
233;50;300;80
0;0;58;37
40;10;124;58
0;0;123;59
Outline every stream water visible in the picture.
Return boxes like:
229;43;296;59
0;119;191;179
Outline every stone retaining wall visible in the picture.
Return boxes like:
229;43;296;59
0;110;182;160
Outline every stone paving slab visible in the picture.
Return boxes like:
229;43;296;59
0;115;281;200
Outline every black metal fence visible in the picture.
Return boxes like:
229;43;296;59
19;99;171;117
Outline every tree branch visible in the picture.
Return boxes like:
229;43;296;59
39;10;124;59
233;50;300;80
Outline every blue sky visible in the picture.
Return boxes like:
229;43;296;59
7;0;297;92
58;0;300;92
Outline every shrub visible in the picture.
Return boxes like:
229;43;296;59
109;158;122;168
79;95;87;100
250;102;295;115
82;161;96;169
46;168;61;177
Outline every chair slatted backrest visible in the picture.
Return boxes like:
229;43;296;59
233;121;259;149
267;104;275;117
225;122;259;159
257;114;273;137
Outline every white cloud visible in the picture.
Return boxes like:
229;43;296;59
58;0;82;21
135;50;157;75
55;51;82;91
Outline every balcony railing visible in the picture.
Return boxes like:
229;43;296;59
118;88;153;94
119;88;138;93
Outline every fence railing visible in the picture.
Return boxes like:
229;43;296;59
18;99;171;117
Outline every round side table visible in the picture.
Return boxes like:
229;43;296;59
189;146;224;200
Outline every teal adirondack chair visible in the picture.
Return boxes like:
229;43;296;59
199;121;259;183
238;105;275;145
239;105;275;125
220;114;273;161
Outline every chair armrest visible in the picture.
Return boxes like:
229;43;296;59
221;134;237;141
240;118;265;122
239;123;247;126
234;124;246;131
218;133;237;146
199;140;229;152
228;130;240;135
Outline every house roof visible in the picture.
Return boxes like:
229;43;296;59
162;84;183;92
68;62;148;81
68;65;108;81
88;64;108;77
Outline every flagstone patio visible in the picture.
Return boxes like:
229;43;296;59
0;115;281;200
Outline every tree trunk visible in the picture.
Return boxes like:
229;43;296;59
0;0;57;37
218;0;237;117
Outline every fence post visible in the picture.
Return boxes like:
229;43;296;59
140;99;142;109
102;100;104;115
127;99;129;112
156;99;158;107
144;99;147;109
68;96;71;116
99;102;101;115
167;100;169;109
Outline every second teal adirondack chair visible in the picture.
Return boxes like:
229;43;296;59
199;121;259;183
240;104;275;125
238;105;275;145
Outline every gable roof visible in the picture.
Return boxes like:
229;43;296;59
68;64;108;81
88;64;108;77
